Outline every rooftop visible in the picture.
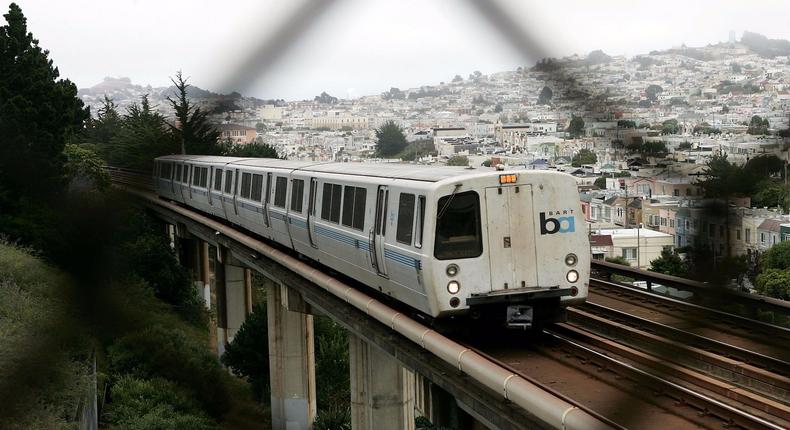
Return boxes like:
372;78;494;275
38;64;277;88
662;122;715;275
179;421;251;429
596;228;673;239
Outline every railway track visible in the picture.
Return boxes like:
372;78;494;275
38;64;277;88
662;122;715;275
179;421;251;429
587;278;790;363
472;328;787;430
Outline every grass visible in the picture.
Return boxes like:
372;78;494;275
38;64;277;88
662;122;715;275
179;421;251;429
0;242;91;429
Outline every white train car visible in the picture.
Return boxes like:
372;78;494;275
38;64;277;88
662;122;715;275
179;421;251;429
154;155;589;328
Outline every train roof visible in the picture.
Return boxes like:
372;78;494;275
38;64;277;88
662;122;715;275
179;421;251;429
156;155;491;183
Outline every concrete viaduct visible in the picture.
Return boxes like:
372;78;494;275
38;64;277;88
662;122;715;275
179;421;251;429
123;186;611;430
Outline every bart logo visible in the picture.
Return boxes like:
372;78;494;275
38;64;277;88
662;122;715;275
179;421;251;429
540;212;575;235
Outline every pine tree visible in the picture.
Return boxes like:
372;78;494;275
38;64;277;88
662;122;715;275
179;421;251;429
374;121;407;157
108;95;178;170
166;71;220;155
0;3;89;199
86;95;122;146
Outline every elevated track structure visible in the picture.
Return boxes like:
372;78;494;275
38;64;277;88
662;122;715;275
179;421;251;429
108;167;790;430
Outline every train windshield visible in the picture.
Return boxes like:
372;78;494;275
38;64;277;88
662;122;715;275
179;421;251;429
434;191;482;260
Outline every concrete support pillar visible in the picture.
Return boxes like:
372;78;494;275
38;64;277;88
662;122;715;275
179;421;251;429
350;335;415;430
244;268;253;314
224;264;247;343
198;240;210;306
267;280;316;430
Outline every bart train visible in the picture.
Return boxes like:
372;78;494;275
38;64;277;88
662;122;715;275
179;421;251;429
154;155;589;328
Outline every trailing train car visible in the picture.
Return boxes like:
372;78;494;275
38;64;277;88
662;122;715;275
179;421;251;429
154;155;589;328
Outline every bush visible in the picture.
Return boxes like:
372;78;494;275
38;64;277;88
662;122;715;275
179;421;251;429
446;156;469;166
314;317;350;410
120;234;206;326
107;326;229;418
313;406;351;430
605;256;630;266
104;376;215;429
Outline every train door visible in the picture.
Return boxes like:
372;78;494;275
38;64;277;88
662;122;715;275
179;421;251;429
220;169;233;219
207;167;215;206
371;185;389;277
263;172;272;228
231;169;239;216
307;178;318;248
484;185;538;292
187;164;193;200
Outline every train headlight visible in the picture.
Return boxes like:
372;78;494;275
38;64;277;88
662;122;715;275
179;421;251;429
565;253;578;266
447;281;460;295
446;264;459;277
566;270;579;284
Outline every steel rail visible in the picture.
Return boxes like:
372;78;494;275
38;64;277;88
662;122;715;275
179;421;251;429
591;260;790;316
545;328;789;430
590;277;790;336
577;301;790;377
120;185;613;430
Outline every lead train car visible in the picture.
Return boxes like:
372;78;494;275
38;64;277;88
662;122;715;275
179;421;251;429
154;155;589;327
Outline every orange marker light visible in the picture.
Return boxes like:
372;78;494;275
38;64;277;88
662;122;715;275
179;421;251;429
499;174;518;184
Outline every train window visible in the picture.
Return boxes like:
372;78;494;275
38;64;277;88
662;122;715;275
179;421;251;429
183;165;190;183
224;171;233;194
199;168;208;188
396;193;416;245
213;169;222;191
414;195;426;249
240;172;252;199
251;174;264;201
274;177;287;207
161;163;172;179
175;164;182;182
341;186;367;231
321;182;342;223
434;191;482;260
192;167;200;186
291;179;304;213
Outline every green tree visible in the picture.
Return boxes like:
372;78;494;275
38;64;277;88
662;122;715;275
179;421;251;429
649;249;686;276
63;144;110;191
571;148;596;167
567;115;585;138
752;181;790;210
617;120;637;128
594;177;606;189
106;94;178;171
645;84;663;102
0;3;90;199
537;86;553;105
446;155;469;166
641;141;668;157
696;155;752;257
761;240;790;271
452;74;463;83
167;71;220;155
255;122;267;133
222;141;279;158
375;121;408;157
661;119;679;135
86;95;122;145
755;268;790;300
747;115;771;135
314;91;338;104
221;305;270;401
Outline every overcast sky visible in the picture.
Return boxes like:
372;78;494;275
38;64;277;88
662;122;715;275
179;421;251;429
12;0;790;100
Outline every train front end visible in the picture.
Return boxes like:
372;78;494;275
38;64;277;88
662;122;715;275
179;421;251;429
430;170;589;328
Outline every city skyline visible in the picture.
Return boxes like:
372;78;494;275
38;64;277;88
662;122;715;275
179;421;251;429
14;0;790;100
